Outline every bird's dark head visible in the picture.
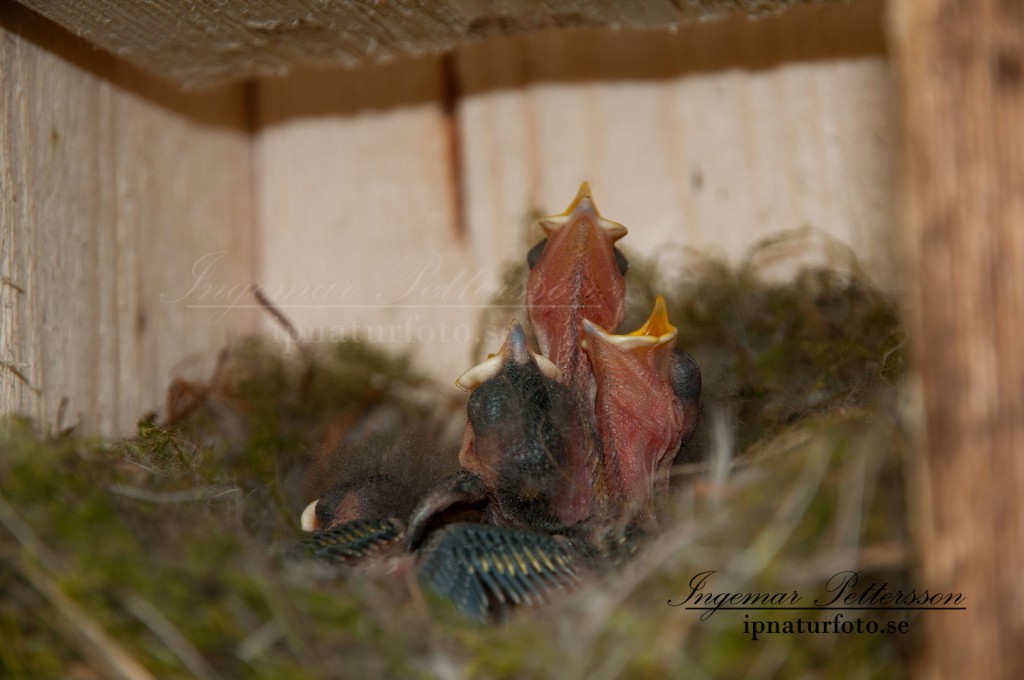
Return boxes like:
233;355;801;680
456;321;576;529
299;433;459;534
301;473;418;533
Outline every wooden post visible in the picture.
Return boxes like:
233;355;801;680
892;0;1024;677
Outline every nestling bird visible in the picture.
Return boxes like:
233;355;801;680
454;320;577;531
583;296;701;526
297;183;701;621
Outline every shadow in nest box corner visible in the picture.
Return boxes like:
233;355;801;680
0;181;910;676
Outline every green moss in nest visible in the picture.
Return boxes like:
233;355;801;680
0;235;911;679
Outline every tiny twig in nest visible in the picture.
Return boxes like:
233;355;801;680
252;284;316;396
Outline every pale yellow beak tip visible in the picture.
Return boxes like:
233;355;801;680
563;181;595;214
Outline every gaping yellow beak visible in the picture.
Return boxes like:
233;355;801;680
583;295;678;351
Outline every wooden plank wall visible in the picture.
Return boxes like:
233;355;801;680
0;6;259;437
1;0;893;436
255;58;469;383
255;0;894;391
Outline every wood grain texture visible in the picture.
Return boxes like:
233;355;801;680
457;0;896;288
254;0;895;392
15;0;867;89
892;0;1024;677
254;57;472;392
0;7;259;436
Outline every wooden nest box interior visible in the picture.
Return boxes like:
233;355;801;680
1;0;1021;677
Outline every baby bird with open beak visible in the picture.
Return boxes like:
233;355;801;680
525;183;632;523
526;182;628;392
583;296;701;526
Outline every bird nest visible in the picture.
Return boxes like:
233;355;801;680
0;222;909;678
